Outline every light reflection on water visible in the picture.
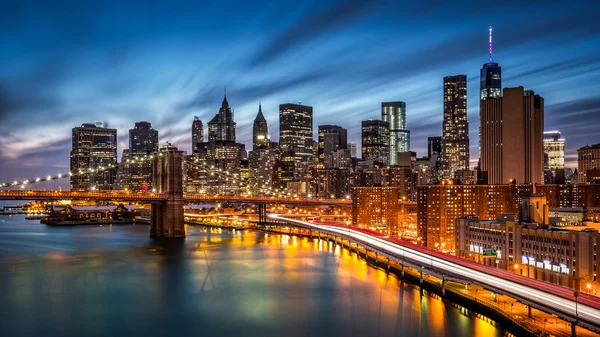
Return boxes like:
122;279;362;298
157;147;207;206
0;214;503;337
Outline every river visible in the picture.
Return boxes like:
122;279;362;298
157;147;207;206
0;202;503;337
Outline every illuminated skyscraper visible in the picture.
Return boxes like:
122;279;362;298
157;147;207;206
128;121;158;191
382;101;409;164
192;117;204;153
543;131;565;170
361;119;389;164
70;123;118;191
317;125;347;164
442;75;470;177
208;95;236;142
252;103;269;150
480;26;502;100
279;103;313;168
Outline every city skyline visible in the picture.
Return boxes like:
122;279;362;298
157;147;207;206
1;1;600;181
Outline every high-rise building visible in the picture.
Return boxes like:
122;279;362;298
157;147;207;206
427;136;442;158
577;144;600;183
128;121;159;191
543;131;565;183
70;123;118;191
252;103;269;150
192;117;204;153
480;87;544;185
197;140;244;195
248;147;278;195
480;26;502;100
361;119;389;164
317;125;347;164
352;187;401;236
381;101;409;164
543;131;564;170
442;75;469;177
279;103;314;171
208;95;236;142
348;142;357;158
417;183;532;251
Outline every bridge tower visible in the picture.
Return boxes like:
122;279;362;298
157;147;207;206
151;145;185;238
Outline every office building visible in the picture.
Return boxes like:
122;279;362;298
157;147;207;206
192;116;204;153
543;131;565;183
578;144;600;183
417;183;533;252
480;86;544;185
442;75;469;177
196;140;244;195
382;101;410;164
428;136;442;158
480;26;502;100
361;119;389;164
536;184;600;208
348;142;357;158
317;125;347;164
208;95;236;142
70;122;118;191
279;103;314;171
248;147;278;195
315;168;353;199
456;196;598;291
128;121;159;191
352;187;401;236
252;103;269;150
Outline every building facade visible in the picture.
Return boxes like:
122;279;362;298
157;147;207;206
252;104;269;150
317;125;347;164
381;101;409;165
279;103;313;174
427;136;442;158
208;96;236;142
70;122;118;191
192;116;204;153
456;196;598;292
480;87;544;185
442;75;469;178
578;144;600;183
128;121;158;191
417;183;533;252
352;187;401;236
361;119;389;164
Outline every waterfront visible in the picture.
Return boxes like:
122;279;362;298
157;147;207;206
0;211;503;337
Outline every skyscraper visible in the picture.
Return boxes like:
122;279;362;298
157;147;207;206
279;103;314;168
128;121;158;191
442;75;470;177
208;95;236;142
427;136;442;158
480;86;544;185
70;123;118;191
252;103;269;149
192;117;204;153
543;131;565;170
317;125;347;164
381;101;409;165
480;26;502;100
361;119;390;164
348;142;357;158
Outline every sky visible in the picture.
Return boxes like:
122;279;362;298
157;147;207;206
1;0;599;181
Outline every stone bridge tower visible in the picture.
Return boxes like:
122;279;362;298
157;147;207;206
151;145;185;238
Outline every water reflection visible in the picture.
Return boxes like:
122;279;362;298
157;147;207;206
0;215;504;337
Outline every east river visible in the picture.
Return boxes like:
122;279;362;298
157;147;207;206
0;203;504;337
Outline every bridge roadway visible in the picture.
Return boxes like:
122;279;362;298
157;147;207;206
0;190;356;206
268;214;600;334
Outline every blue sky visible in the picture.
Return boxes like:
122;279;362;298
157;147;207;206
1;0;599;180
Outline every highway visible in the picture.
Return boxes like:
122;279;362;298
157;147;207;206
269;214;600;331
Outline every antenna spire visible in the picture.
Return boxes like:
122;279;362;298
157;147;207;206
489;26;493;65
